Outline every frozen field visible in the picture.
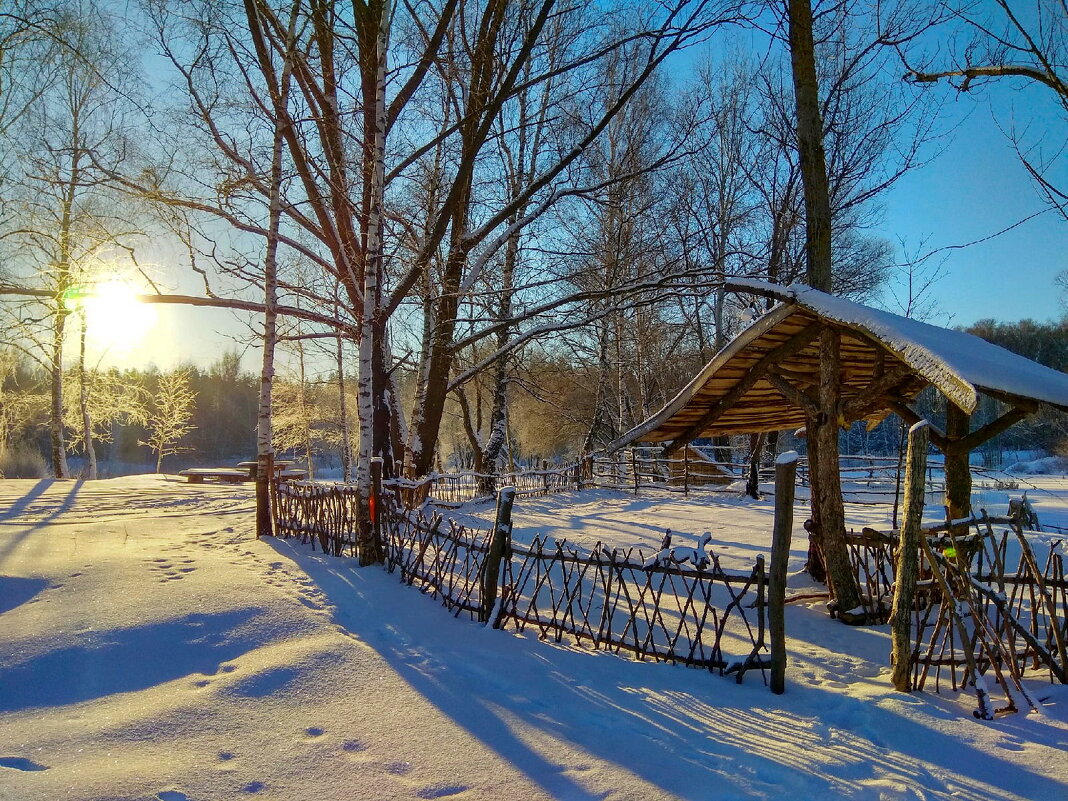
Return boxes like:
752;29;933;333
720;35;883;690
1;474;1067;801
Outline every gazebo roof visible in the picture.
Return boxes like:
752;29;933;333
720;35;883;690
610;282;1068;452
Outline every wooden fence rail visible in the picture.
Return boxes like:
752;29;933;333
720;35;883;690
845;512;1068;697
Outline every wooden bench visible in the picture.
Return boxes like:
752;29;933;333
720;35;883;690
178;468;253;484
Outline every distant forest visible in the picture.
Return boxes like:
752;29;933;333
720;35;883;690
2;317;1067;479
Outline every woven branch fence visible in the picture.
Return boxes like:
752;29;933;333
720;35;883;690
845;514;1067;695
273;477;780;686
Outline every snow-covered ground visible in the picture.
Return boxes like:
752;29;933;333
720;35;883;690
1;475;1067;801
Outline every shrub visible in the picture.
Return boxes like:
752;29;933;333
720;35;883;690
0;442;48;478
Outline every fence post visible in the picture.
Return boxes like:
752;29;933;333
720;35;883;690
890;422;928;692
632;449;639;495
481;486;516;625
769;451;797;694
683;445;689;496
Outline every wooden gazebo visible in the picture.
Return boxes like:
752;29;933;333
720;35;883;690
612;284;1068;455
607;281;1068;614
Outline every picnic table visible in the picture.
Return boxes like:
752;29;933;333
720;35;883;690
178;467;252;484
178;460;306;484
236;460;294;479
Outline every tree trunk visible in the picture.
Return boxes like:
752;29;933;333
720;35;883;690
336;325;352;482
79;314;97;480
812;328;862;615
804;412;827;582
247;0;300;539
356;1;390;565
787;0;834;292
745;432;765;499
50;305;70;478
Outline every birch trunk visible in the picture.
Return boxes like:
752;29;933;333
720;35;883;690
336;325;352;482
244;0;300;539
356;1;389;564
50;304;70;479
79;314;97;480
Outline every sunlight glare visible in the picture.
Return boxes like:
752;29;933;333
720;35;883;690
83;280;158;353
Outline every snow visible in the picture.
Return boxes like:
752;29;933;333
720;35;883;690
781;283;1068;413
2;475;1068;801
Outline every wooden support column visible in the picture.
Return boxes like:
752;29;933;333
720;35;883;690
811;327;863;617
944;404;972;527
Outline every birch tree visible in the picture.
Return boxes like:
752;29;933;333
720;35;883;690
0;1;143;478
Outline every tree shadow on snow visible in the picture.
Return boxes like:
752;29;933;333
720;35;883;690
0;575;49;615
0;607;264;713
266;537;1067;801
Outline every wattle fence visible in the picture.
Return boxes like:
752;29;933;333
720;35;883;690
272;476;780;685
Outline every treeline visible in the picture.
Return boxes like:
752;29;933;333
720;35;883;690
3;314;1067;479
0;352;258;476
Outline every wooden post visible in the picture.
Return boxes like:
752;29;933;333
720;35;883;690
683;445;689;496
944;404;972;531
632;448;639;495
769;451;797;694
890;421;928;692
481;486;516;625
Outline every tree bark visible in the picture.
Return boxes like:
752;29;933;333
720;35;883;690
78;313;96;480
787;0;834;292
356;0;390;564
811;328;862;615
944;403;972;526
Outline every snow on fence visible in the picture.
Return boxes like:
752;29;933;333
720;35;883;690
272;480;360;556
844;513;1067;696
272;477;774;685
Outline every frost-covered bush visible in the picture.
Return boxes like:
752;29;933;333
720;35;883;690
0;442;48;478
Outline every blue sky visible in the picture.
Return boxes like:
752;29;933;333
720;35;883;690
876;81;1067;327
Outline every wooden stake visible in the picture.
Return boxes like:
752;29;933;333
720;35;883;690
769;451;797;694
890;421;928;692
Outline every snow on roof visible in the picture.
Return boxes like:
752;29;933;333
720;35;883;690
608;281;1068;453
783;283;1068;412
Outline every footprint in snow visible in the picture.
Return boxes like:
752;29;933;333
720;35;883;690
342;740;367;753
218;752;235;761
0;756;49;771
417;785;469;799
305;727;325;738
157;792;190;801
243;781;266;793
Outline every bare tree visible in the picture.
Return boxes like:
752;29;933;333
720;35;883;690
0;1;144;478
905;0;1068;218
141;368;197;473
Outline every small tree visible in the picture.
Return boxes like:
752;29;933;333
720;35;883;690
64;365;148;478
141;368;196;473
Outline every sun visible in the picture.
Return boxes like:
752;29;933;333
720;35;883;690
82;280;158;351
